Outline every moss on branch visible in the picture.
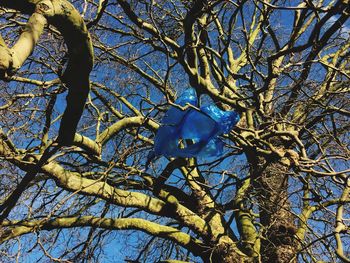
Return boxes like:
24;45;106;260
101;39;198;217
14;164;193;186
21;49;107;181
0;0;94;145
1;216;205;255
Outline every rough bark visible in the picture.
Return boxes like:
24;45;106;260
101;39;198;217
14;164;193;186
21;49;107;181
0;0;94;145
250;154;298;263
202;240;253;263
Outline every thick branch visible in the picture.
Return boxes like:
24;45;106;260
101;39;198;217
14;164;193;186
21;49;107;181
39;161;209;236
1;216;205;255
0;0;94;145
0;11;46;77
97;116;158;145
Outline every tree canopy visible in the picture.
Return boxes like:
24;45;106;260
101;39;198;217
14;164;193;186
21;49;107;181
0;0;349;262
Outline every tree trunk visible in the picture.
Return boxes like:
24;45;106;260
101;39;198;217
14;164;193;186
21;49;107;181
202;241;253;263
251;154;298;263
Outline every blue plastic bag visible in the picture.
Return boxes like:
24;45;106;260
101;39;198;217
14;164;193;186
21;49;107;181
153;88;239;158
201;104;240;134
161;88;198;125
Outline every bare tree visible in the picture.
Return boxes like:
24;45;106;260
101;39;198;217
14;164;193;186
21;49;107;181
0;0;349;262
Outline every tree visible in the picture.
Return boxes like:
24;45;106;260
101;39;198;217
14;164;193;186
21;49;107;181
0;0;349;262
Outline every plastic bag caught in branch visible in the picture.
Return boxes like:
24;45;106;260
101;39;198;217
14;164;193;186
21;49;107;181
153;88;240;158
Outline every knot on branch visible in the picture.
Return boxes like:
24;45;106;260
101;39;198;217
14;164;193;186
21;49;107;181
267;223;297;246
36;0;54;16
209;241;245;263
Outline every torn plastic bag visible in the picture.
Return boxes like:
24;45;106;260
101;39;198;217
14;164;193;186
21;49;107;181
180;108;220;143
153;88;240;159
197;137;224;157
161;88;198;125
154;125;181;157
154;88;199;157
201;104;240;134
155;108;220;158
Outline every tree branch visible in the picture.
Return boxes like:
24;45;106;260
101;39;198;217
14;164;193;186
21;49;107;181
1;216;206;256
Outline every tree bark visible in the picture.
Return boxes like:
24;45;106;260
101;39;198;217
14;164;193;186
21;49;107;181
202;240;253;263
250;154;298;263
0;0;94;145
